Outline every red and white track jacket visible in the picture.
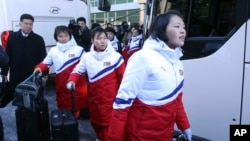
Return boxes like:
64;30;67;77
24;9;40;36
108;37;190;141
36;38;88;111
68;43;126;126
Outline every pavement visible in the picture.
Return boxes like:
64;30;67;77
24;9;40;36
0;75;97;141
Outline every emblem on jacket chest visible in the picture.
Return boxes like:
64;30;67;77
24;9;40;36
68;54;75;57
179;69;183;76
103;61;111;66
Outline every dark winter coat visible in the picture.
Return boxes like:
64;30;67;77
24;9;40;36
73;27;91;52
0;45;9;68
2;29;46;95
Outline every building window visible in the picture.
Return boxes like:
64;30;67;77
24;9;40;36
128;9;140;24
116;10;128;22
91;14;95;23
90;0;135;7
95;13;105;23
109;0;134;5
116;0;127;4
90;0;97;7
90;1;141;25
107;11;115;23
109;0;115;4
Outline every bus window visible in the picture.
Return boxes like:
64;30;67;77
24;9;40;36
189;0;236;37
183;0;237;59
143;0;238;59
188;0;214;37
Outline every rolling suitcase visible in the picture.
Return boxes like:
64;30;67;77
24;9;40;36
15;99;51;141
50;89;79;141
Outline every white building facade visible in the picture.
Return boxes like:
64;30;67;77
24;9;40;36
90;0;146;26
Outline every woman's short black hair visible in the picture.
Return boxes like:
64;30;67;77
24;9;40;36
54;25;72;41
133;27;142;35
121;21;128;26
91;23;101;30
151;10;183;43
91;26;107;39
105;27;116;34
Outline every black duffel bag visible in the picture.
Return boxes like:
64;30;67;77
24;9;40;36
12;72;46;111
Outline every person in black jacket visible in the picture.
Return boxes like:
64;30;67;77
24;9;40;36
116;21;130;45
71;17;91;52
0;45;8;140
0;45;9;68
2;13;47;96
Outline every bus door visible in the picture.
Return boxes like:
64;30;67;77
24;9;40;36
241;1;250;124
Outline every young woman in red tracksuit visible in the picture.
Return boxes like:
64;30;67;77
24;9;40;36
66;27;126;141
127;27;142;56
35;25;88;118
108;10;192;141
122;27;143;64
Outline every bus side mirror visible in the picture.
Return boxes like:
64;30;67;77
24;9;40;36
98;0;111;12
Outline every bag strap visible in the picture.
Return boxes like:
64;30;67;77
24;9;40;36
24;73;43;86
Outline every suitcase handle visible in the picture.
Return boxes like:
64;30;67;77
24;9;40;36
70;89;75;116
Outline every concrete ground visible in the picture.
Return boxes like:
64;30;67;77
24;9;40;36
0;76;97;141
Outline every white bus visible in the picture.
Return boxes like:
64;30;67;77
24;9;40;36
143;0;250;140
0;0;91;50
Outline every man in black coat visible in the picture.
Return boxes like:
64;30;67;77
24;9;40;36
2;13;47;96
70;17;91;52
